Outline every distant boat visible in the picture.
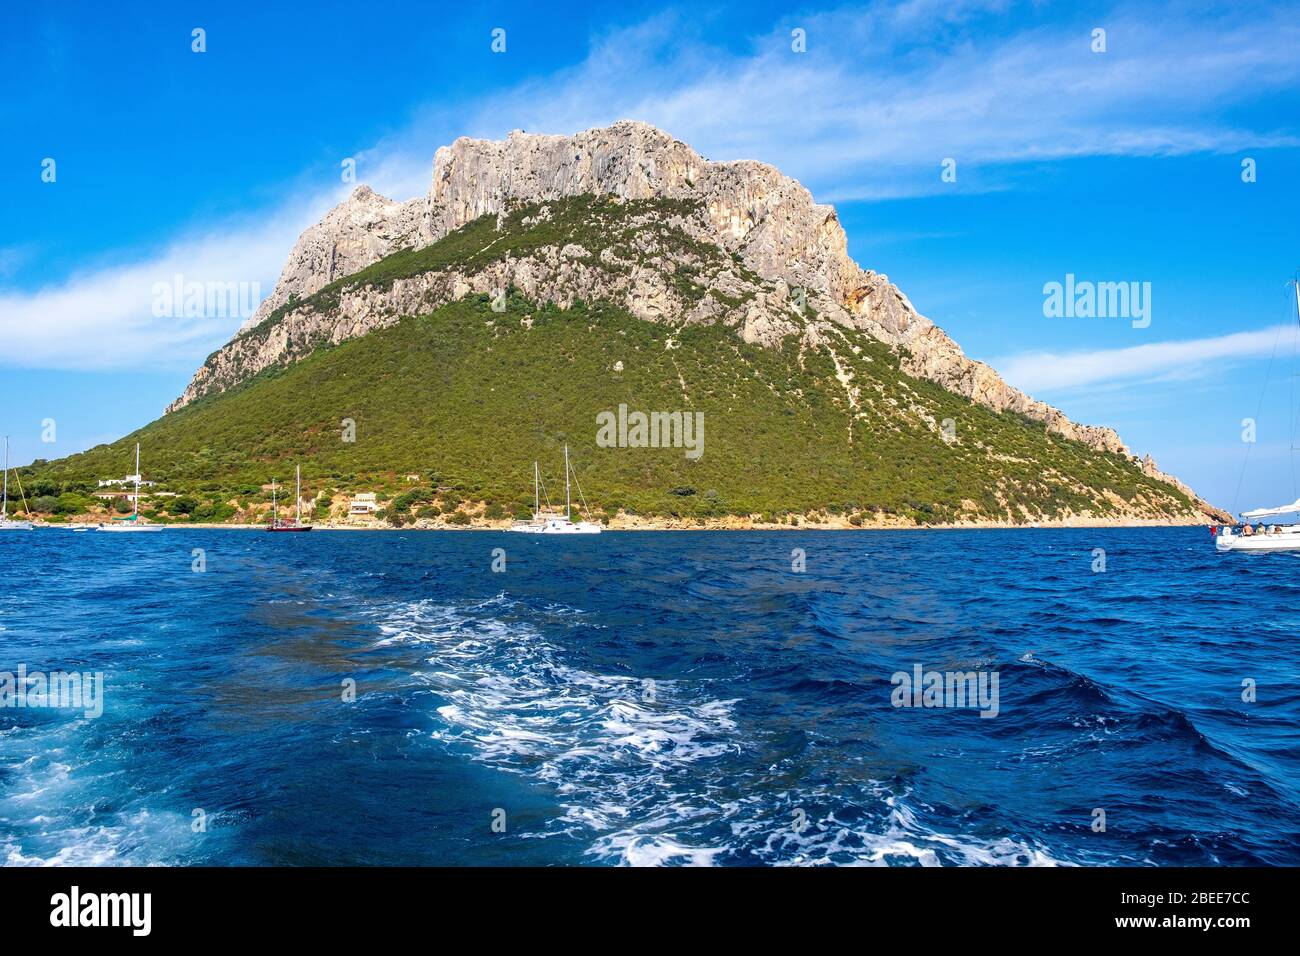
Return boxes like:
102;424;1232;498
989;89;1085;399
267;464;313;532
0;436;33;531
509;445;602;534
1218;278;1300;552
97;443;162;532
1216;501;1300;550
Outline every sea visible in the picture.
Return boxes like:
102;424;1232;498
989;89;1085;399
1;527;1296;866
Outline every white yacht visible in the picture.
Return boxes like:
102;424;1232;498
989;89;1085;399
1216;498;1300;551
1218;278;1300;552
509;446;603;534
97;443;163;532
0;436;33;530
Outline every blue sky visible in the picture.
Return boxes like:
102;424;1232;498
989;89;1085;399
4;0;1300;510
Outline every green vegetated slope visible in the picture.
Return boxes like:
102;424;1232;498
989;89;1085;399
27;293;1191;524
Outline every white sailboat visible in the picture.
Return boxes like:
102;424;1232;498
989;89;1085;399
97;443;163;532
1216;501;1300;550
0;436;33;530
509;445;603;534
1218;278;1300;552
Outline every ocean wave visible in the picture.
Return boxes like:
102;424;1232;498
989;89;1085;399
372;596;1070;867
0;738;192;867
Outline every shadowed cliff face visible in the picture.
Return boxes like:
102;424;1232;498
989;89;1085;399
169;121;1219;518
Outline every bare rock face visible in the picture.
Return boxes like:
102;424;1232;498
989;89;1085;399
237;185;430;334
172;121;1213;515
236;122;877;338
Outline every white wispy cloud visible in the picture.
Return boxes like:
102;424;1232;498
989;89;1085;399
0;195;345;372
446;0;1300;199
4;0;1298;374
990;325;1297;393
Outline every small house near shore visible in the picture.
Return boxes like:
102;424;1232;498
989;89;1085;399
349;493;378;515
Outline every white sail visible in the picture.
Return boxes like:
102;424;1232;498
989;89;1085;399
1241;499;1300;518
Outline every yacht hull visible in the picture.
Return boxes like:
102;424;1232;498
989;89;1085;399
1216;533;1300;551
509;519;602;534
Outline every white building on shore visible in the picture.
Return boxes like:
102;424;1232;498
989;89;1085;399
99;475;155;488
349;493;378;515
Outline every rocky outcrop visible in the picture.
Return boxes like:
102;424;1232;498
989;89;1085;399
171;121;1216;516
237;185;430;334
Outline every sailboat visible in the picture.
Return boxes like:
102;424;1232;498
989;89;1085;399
1217;278;1300;552
97;443;163;531
509;445;602;534
0;436;33;530
267;464;313;532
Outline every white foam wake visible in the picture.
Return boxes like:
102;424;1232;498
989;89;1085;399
373;596;1067;867
373;597;740;864
0;725;193;867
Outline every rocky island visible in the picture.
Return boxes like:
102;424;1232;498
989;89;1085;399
19;122;1225;529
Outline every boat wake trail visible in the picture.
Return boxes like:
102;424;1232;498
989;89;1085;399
372;596;1064;866
0;724;193;866
373;596;740;865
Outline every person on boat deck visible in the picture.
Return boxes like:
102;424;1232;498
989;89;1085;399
1243;523;1254;535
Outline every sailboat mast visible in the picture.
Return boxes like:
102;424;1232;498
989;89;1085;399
564;445;571;519
296;464;302;526
1293;279;1300;327
133;443;140;518
534;461;540;515
272;479;278;525
3;436;8;518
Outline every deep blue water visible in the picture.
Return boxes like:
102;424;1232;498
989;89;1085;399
1;527;1297;866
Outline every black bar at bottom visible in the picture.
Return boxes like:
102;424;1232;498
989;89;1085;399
0;865;1276;941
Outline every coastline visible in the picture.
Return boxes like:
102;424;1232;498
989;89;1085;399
46;514;1218;532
